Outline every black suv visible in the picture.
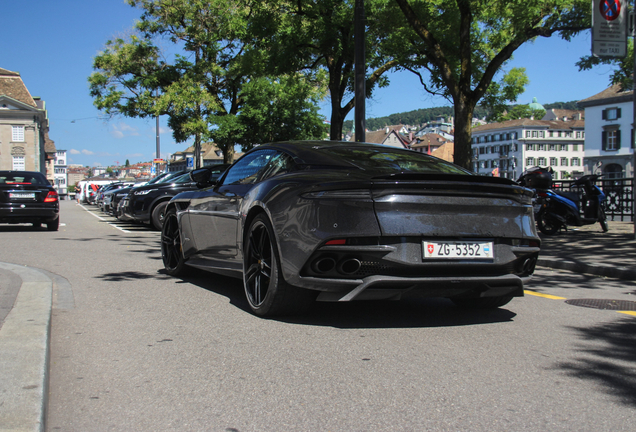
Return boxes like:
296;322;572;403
0;170;60;230
123;164;229;229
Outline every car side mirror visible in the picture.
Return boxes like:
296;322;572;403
189;168;216;189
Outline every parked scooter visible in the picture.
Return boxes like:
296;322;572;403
518;167;608;235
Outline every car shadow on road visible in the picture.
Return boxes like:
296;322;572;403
171;267;518;329
552;318;636;408
0;224;54;232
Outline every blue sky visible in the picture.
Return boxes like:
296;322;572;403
1;0;618;167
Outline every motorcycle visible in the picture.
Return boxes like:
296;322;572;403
518;168;608;235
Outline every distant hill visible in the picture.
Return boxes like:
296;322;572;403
343;101;581;134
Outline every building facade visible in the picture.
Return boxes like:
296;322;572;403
53;150;68;198
0;68;55;176
578;84;634;178
471;118;586;180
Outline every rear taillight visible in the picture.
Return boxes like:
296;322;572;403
44;190;59;203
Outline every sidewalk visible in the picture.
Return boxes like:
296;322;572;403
0;263;52;432
536;220;636;280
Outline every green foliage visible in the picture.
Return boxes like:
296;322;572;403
492;105;546;122
89;0;327;163
343;100;577;133
376;0;590;168
248;0;398;140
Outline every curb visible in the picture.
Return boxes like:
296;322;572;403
0;263;53;432
537;257;636;281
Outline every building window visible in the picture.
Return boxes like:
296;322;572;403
602;129;621;151
526;144;533;151
538;144;545;151
576;131;581;138
12;126;24;142
526;157;535;166
550;157;557;166
532;131;538;138
560;157;569;166
525;131;531;138
571;157;581;166
572;144;578;151
549;131;554;137
603;107;621;120
549;144;556;151
540;131;545;138
479;146;486;154
560;145;568;151
12;156;25;171
537;157;547;166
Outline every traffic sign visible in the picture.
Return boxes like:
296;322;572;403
592;0;628;58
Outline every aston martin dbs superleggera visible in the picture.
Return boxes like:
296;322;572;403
161;141;540;316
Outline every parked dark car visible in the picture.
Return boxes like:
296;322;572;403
98;182;135;212
114;170;192;221
125;164;229;230
161;141;540;317
0;170;60;231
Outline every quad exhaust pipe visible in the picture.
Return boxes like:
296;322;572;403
311;256;361;275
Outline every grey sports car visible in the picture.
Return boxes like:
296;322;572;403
161;141;540;317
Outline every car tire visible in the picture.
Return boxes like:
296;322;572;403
451;295;513;309
536;211;560;235
599;208;609;233
243;213;315;317
47;218;59;231
151;201;169;230
161;207;187;276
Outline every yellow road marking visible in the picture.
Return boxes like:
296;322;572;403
617;311;636;317
524;290;566;300
524;290;635;318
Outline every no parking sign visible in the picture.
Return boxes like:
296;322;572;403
592;0;628;58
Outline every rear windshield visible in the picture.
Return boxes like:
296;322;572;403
320;146;471;175
0;172;49;186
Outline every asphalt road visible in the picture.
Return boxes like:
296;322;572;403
1;200;635;431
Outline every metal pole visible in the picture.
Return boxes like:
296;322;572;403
354;0;366;142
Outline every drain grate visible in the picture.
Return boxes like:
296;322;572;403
565;299;636;311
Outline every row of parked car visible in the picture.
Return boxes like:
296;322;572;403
87;164;230;230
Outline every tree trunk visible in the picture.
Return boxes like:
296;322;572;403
453;95;475;171
329;95;345;140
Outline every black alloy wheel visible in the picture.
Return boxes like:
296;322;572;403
536;211;560;235
161;208;187;275
243;213;315;317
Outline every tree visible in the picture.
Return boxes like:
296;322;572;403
379;0;590;169
89;0;326;165
249;0;398;140
490;105;546;122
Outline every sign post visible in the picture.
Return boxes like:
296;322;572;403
592;0;628;57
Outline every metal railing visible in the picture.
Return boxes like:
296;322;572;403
551;178;634;221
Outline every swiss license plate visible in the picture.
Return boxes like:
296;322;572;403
10;192;35;199
423;240;494;259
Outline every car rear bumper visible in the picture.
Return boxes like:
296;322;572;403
0;206;59;224
297;273;529;302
